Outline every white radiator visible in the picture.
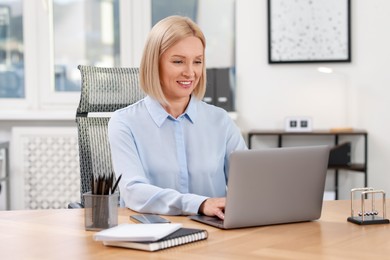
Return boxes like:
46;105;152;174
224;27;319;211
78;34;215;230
11;127;80;209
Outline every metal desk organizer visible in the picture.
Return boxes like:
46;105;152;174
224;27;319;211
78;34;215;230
347;187;390;225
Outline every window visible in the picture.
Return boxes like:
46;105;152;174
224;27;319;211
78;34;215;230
152;0;198;25
53;0;120;92
151;0;235;68
0;0;24;99
0;0;236;113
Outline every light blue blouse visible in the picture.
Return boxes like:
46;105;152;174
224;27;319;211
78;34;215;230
108;95;247;215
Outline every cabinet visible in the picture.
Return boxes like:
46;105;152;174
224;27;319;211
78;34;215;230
247;130;368;200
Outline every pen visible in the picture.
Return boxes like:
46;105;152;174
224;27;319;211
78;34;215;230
111;174;122;194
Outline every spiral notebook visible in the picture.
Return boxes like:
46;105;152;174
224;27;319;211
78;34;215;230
102;227;208;251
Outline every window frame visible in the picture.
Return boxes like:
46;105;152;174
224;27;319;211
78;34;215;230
38;0;150;109
0;0;151;117
0;0;236;119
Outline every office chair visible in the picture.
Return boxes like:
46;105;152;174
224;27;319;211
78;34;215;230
68;65;145;208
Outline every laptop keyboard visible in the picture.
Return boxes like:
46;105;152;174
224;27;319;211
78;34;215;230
202;215;224;225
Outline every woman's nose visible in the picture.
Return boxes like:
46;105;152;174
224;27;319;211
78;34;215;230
182;65;195;78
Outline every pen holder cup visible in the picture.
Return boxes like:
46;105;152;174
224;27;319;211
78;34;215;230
83;192;119;231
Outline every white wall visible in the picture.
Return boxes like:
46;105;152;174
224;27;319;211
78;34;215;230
236;0;390;198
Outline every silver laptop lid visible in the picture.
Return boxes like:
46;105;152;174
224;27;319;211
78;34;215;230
223;145;330;229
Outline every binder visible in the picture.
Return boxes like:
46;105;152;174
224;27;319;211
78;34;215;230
204;68;215;105
328;142;351;167
215;68;233;111
203;67;234;111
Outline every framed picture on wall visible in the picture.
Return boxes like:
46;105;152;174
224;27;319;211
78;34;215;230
268;0;351;64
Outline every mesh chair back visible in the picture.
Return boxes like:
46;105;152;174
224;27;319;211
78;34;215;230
76;65;145;205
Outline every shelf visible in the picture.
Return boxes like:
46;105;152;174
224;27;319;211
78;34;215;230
248;129;367;136
328;163;366;172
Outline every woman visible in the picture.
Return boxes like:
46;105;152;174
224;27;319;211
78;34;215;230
108;16;247;219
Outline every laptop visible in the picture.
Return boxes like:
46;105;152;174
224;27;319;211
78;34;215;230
189;145;330;229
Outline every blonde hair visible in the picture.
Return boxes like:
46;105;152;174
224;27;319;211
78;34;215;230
140;15;206;106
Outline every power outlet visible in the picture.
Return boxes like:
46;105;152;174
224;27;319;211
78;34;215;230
285;117;313;132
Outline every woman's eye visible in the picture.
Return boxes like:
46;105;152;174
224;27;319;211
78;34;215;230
172;60;183;64
195;60;202;64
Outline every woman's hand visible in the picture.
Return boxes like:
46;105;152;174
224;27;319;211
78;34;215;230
198;197;226;220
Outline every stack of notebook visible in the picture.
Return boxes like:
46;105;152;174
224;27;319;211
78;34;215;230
93;223;208;252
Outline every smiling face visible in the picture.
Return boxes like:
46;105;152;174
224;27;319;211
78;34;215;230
159;36;204;105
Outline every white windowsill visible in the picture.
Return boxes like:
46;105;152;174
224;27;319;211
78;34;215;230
0;111;238;121
0;110;76;121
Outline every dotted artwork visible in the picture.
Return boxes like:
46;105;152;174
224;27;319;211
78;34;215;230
269;0;350;62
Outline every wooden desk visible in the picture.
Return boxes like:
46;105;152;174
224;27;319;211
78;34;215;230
1;200;389;259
